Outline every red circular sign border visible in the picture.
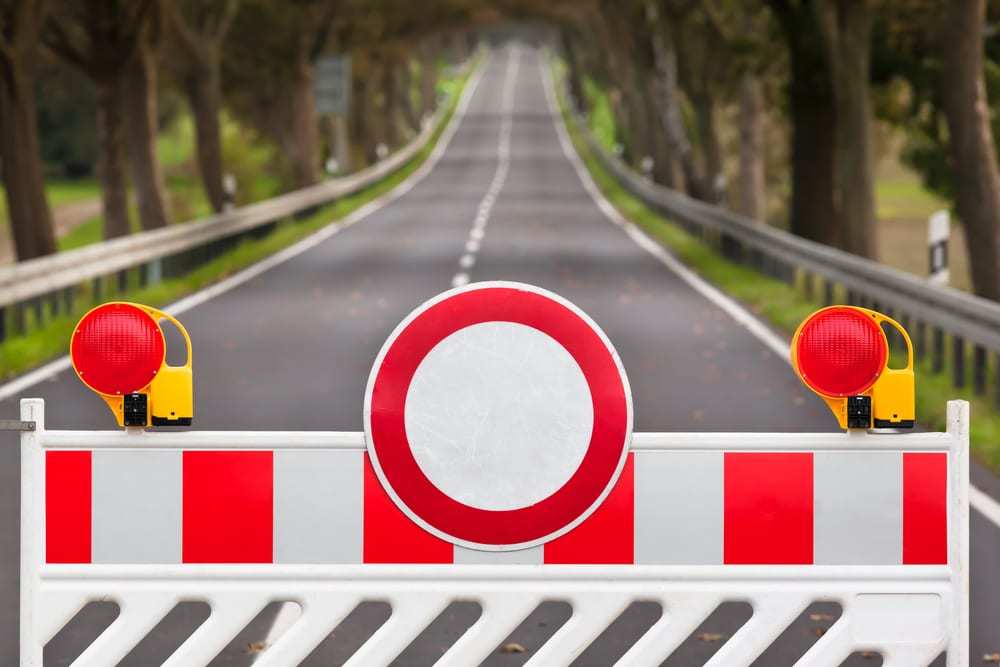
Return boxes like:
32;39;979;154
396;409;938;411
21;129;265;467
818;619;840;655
364;282;633;551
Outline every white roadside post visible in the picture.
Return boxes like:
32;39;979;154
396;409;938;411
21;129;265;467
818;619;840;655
928;209;950;286
221;174;237;212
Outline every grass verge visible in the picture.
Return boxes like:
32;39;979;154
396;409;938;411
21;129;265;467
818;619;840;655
0;60;476;382
555;65;1000;474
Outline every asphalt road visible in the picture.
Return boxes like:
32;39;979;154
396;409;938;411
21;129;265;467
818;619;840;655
2;45;995;665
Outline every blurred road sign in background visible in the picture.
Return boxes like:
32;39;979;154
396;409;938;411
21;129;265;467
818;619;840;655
315;55;352;116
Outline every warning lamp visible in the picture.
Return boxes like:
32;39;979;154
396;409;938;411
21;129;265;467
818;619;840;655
791;306;914;430
71;302;193;428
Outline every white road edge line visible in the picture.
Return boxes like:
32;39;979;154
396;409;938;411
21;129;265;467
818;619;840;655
970;484;1000;527
0;57;487;406
538;54;1000;530
450;47;518;288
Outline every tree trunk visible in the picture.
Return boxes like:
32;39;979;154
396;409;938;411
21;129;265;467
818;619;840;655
621;75;653;170
419;41;437;120
776;3;840;246
351;72;373;167
397;59;420;134
0;54;57;260
363;61;388;163
184;52;227;212
818;0;876;258
940;0;1000;300
124;44;171;230
383;60;401;149
692;92;724;204
643;70;682;189
95;74;131;239
738;74;766;221
648;11;692;195
288;56;321;188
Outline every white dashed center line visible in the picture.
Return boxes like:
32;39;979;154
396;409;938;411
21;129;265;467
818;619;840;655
451;47;519;288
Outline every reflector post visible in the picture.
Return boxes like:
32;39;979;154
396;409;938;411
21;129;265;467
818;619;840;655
791;306;914;430
70;302;194;428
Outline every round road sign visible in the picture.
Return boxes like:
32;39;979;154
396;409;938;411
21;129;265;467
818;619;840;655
364;281;633;551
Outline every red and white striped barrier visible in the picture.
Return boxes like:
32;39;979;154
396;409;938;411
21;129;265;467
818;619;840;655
43;446;948;567
22;399;969;666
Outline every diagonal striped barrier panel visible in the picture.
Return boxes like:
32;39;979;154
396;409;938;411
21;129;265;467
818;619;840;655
21;397;969;666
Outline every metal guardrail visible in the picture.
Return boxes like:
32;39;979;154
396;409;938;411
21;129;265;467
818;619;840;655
0;64;468;342
566;98;1000;404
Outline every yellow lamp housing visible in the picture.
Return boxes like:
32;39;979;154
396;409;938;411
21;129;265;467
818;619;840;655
70;302;193;429
790;306;914;430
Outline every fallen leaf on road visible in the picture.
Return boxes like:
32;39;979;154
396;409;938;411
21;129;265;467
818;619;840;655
500;642;526;654
246;641;267;654
808;613;835;622
860;651;879;660
695;633;724;642
811;627;826;637
983;653;1000;663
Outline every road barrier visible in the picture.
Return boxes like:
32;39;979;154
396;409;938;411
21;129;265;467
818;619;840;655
562;80;1000;408
0;59;475;344
16;283;972;665
19;398;969;665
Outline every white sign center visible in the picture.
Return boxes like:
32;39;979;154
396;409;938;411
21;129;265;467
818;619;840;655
404;321;594;511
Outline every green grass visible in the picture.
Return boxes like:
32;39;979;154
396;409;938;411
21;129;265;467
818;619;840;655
875;155;947;221
50;110;283;253
47;179;100;208
0;179;100;232
581;77;617;153
57;216;104;251
555;61;1000;474
0;61;475;382
157;115;197;170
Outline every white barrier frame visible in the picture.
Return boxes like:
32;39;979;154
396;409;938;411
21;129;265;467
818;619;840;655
20;398;969;666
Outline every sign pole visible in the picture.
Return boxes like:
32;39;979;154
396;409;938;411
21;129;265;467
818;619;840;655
332;113;350;174
315;55;352;175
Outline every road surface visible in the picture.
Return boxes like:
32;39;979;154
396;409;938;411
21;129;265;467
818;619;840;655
2;45;994;666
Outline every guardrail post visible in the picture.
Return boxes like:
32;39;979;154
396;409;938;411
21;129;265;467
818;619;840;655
823;280;834;306
93;277;103;303
63;287;74;315
973;345;986;395
31;298;42;328
932;328;944;373
720;234;742;263
13;303;25;336
953;336;966;388
996;352;1000;410
147;259;162;286
117;270;128;294
916;321;926;362
802;272;814;300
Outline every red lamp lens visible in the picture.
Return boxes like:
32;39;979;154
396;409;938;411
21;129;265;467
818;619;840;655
795;308;887;397
71;303;165;395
